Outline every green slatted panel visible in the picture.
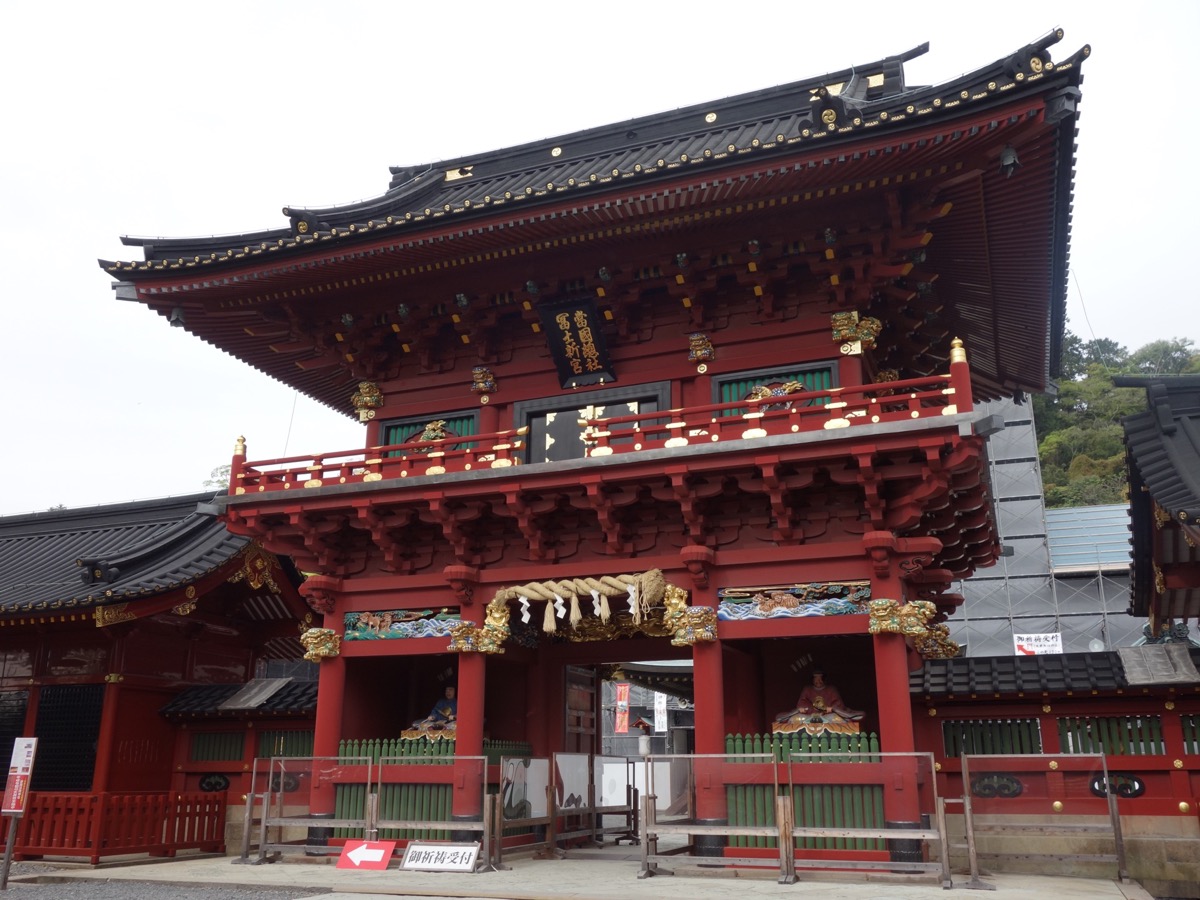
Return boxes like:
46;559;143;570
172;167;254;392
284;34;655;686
717;366;834;415
1183;715;1200;754
1057;716;1165;755
382;413;478;456
725;732;884;852
190;731;244;762
941;719;1043;756
257;730;314;757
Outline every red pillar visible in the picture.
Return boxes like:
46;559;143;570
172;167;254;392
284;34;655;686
692;638;727;854
91;680;121;793
309;654;346;816
452;652;486;820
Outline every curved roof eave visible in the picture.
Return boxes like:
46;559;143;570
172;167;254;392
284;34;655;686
100;32;1087;277
0;492;251;615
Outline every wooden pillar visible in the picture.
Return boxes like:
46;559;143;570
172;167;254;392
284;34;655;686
309;654;345;816
91;680;121;793
452;651;486;820
864;531;925;858
692;639;727;854
478;402;499;435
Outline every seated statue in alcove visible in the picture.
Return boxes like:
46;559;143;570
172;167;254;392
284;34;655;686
402;685;458;740
772;669;864;736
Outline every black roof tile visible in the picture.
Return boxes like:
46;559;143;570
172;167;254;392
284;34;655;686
102;31;1086;271
1116;375;1200;621
0;493;249;614
910;648;1200;698
159;678;318;719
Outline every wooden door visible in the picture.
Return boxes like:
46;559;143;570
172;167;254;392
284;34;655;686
563;665;597;753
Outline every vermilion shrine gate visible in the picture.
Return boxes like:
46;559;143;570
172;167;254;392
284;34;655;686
96;28;1121;871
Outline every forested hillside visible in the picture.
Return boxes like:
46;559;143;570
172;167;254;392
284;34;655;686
1032;336;1199;507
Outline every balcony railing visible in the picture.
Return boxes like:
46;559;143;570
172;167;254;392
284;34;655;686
230;347;972;496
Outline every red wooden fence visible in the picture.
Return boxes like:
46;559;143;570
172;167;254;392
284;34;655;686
12;791;225;864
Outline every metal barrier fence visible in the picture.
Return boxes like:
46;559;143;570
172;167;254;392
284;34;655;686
638;752;950;886
552;753;638;853
249;755;374;862
953;752;1129;885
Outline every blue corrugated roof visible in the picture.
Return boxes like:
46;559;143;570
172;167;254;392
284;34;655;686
1045;504;1130;573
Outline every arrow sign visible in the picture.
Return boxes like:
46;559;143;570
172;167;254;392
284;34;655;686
336;840;396;870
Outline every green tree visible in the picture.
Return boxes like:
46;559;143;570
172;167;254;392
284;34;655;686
1128;338;1197;375
203;464;231;490
1034;332;1197;508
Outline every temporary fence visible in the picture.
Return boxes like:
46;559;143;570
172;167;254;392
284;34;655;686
249;755;374;862
638;752;950;886
950;752;1129;885
552;753;638;853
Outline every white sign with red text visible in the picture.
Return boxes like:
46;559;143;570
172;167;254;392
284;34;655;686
1014;633;1063;655
2;738;37;815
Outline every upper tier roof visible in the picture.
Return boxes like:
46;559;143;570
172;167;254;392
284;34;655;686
101;29;1087;409
0;492;248;614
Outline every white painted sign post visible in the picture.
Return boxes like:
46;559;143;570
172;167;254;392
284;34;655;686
1;737;38;890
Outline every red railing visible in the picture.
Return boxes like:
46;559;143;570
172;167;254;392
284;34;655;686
231;351;973;495
231;426;529;494
14;791;226;864
583;368;970;457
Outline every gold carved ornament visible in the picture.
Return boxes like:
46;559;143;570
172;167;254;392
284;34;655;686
94;603;137;628
300;628;342;662
350;381;384;422
831;311;883;354
867;598;959;658
448;569;715;653
227;544;281;593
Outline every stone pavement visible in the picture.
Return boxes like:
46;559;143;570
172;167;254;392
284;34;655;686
11;846;1158;900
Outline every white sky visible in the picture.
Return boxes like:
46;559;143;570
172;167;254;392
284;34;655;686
1;1;1195;516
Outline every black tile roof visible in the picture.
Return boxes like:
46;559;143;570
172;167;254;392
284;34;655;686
103;31;1085;273
159;678;318;719
0;492;249;614
99;28;1088;408
910;647;1200;698
1117;375;1200;528
1116;375;1200;621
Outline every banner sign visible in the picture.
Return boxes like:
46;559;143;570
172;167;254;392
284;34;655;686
538;298;615;389
614;683;630;734
1014;633;1063;655
654;691;667;733
2;738;37;815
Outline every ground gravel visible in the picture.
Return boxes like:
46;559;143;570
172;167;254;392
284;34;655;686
4;862;330;900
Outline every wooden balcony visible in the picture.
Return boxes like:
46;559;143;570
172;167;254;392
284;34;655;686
221;346;992;577
230;352;974;497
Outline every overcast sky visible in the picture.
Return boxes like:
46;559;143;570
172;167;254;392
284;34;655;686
1;1;1194;517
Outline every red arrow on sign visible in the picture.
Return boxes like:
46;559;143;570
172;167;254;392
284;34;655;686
336;840;396;870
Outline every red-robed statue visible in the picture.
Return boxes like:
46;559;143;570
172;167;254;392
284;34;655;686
773;669;864;736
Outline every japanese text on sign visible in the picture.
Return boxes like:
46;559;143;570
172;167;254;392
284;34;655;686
400;841;480;872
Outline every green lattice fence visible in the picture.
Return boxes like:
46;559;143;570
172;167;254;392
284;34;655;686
941;718;1043;757
1057;716;1164;755
332;738;532;838
1183;715;1200;755
724;733;884;851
